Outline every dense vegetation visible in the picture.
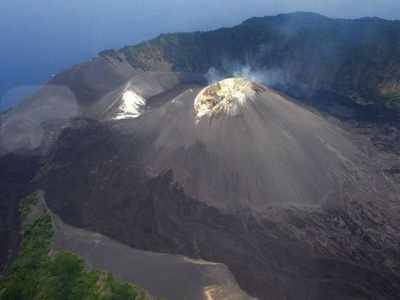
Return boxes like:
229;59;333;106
0;194;153;300
110;12;400;110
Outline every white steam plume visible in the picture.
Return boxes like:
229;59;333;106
205;64;283;87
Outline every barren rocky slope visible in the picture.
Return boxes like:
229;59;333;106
1;12;400;300
36;103;400;300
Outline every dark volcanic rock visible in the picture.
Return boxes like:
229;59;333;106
0;154;41;272
2;12;400;300
52;209;252;300
37;115;400;300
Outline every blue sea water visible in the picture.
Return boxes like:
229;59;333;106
0;0;243;110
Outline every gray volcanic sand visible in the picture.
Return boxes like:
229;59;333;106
4;53;399;299
0;53;205;154
53;214;252;300
38;83;400;299
131;84;397;214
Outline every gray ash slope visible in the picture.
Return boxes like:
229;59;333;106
38;191;251;300
38;79;400;299
1;12;400;300
134;78;397;214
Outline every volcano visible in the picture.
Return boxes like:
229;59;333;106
134;77;381;214
2;12;400;300
27;75;398;300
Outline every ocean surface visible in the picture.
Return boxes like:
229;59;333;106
0;0;245;111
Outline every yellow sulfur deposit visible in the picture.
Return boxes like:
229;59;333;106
194;77;266;119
